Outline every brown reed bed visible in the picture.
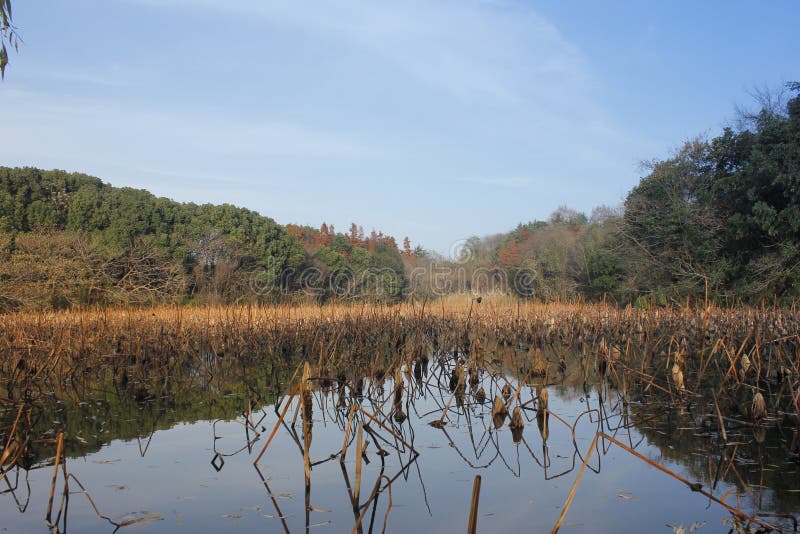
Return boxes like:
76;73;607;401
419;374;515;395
1;298;799;436
1;297;800;531
1;298;798;393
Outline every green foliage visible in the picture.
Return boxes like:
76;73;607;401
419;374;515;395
621;139;723;297
0;0;18;79
350;246;372;271
583;248;624;299
619;88;800;302
3;86;798;307
0;166;304;269
314;246;346;270
331;234;352;254
0;166;411;307
431;87;800;305
0;167;307;307
308;240;406;302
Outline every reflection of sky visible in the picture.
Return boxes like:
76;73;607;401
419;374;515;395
2;379;765;533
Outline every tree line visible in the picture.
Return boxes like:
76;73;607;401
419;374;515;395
1;84;798;309
0;167;406;309
435;84;800;305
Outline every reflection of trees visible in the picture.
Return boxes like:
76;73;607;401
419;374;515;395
629;393;800;514
0;356;296;465
3;337;800;532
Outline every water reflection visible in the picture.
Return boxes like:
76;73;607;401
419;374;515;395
1;350;799;533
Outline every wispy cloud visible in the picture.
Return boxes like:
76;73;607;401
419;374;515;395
4;0;659;253
0;88;382;162
44;69;129;87
455;176;534;188
129;0;587;106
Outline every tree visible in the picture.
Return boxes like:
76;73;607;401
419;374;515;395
620;139;724;299
402;236;412;257
0;231;109;310
106;236;186;304
331;234;352;255
1;0;19;79
710;88;800;297
349;223;360;244
581;247;624;299
0;166;308;306
316;223;332;247
549;206;587;227
616;86;800;302
497;241;521;267
589;205;620;225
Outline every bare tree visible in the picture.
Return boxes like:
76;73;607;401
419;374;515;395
105;237;185;304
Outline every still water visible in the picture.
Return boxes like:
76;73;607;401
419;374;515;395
1;356;798;533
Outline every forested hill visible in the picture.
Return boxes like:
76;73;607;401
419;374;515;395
437;86;800;305
0;166;304;267
0;167;407;310
1;85;798;310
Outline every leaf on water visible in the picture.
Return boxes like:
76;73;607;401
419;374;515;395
222;514;242;519
118;516;162;528
174;510;183;524
689;522;706;531
93;458;121;464
667;525;686;534
113;484;128;491
310;521;332;528
617;492;635;500
308;506;332;513
114;512;163;527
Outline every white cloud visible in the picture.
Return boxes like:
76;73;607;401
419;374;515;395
3;0;658;253
128;0;587;106
455;176;533;188
44;69;129;87
0;88;381;163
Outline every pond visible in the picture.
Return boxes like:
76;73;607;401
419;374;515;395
2;349;798;533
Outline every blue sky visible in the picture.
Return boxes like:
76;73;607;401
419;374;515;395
0;1;797;253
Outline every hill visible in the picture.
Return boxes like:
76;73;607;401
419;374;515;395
0;167;406;309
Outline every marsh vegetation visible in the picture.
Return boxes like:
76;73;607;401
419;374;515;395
1;299;799;532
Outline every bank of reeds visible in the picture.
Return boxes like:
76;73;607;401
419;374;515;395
2;296;800;531
1;298;798;409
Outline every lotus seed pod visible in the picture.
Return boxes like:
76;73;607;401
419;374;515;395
752;391;767;422
509;406;524;430
671;363;685;392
